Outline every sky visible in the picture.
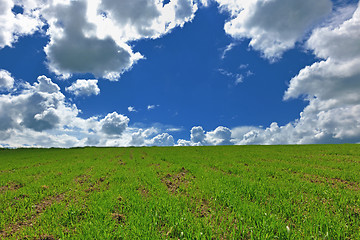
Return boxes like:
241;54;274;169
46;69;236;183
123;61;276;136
0;0;359;148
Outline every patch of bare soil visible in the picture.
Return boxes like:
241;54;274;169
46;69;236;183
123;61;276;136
137;186;151;198
74;174;90;185
111;196;126;226
0;194;65;238
161;167;194;194
141;151;148;159
0;182;23;193
20;234;58;240
149;163;160;169
84;176;109;193
38;234;57;240
14;194;30;200
198;199;211;218
111;213;126;224
112;154;126;165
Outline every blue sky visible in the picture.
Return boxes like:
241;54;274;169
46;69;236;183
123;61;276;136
0;0;359;147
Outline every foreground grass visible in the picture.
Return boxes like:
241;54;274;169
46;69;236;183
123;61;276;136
0;145;359;239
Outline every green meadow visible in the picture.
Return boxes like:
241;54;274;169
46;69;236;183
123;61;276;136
0;145;359;239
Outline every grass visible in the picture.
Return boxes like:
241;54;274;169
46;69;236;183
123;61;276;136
0;144;359;239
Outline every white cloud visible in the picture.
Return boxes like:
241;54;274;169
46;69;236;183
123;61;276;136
128;106;136;112
100;112;129;135
96;0;198;40
36;0;199;79
218;68;244;84
239;64;249;69
42;0;143;80
0;0;201;80
0;69;14;90
0;0;42;48
225;3;360;145
216;0;333;60
177;125;233;146
129;129;146;146
176;139;193;146
35;75;60;93
287;5;360;100
147;104;159;110
66;79;100;97
205;126;232;145
190;126;206;144
220;42;236;59
0;75;78;135
0;74;134;147
1;1;360;147
150;132;174;146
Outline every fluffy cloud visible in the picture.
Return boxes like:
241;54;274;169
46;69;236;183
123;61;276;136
0;75;77;135
216;0;332;60
0;72;184;148
284;3;360;143
36;0;198;80
0;69;14;90
66;79;100;97
182;0;360;147
151;133;175;146
0;0;42;48
101;112;129;135
97;0;198;40
177;126;233;146
0;74;114;147
0;73;180;148
205;126;232;145
190;126;206;144
42;0;142;80
0;0;199;80
227;3;360;145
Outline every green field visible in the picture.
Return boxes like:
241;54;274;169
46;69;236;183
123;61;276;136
0;145;359;239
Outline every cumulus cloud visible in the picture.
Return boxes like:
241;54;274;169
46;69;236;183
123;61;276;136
0;74;130;147
182;3;360;146
216;0;332;60
228;3;360;145
205;126;232;145
0;75;77;135
177;126;233;146
129;129;146;146
97;0;198;40
101;112;129;135
0;0;200;80
0;69;14;90
35;0;198;79
151;133;175;146
66;79;100;97
42;0;142;80
190;126;206;144
1;1;360;147
0;0;42;48
0;74;179;148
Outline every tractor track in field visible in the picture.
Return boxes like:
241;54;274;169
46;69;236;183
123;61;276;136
293;171;360;191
